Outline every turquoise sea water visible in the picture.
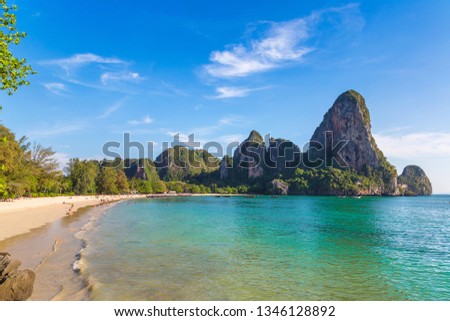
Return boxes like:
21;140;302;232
82;195;450;300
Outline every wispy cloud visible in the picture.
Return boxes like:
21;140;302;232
43;82;68;95
209;86;267;99
202;4;362;79
161;81;190;96
43;53;126;74
98;97;128;119
41;53;144;93
374;132;450;159
128;115;153;126
100;72;146;85
28;121;86;137
217;134;246;145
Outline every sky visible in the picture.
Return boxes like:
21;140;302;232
1;0;450;193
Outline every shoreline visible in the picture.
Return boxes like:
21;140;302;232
0;194;147;242
0;193;242;300
0;194;147;300
0;195;446;300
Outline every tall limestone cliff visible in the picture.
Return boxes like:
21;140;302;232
180;89;432;196
309;90;398;195
232;130;266;180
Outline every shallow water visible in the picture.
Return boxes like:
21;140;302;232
0;205;107;300
82;195;450;300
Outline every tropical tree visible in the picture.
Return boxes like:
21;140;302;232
66;159;99;194
1;0;35;107
96;167;119;195
116;169;130;194
0;124;28;197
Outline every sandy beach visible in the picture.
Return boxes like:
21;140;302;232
0;195;145;242
0;194;147;300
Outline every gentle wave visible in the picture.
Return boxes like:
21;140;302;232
73;203;121;299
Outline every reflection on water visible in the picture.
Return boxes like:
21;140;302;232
83;196;450;300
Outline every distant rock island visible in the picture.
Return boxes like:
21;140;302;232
123;90;432;196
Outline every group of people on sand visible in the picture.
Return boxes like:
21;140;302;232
64;196;117;216
62;195;136;216
63;201;75;215
98;196;117;205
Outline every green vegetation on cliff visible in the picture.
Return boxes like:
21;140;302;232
342;89;371;128
156;146;219;181
398;165;432;196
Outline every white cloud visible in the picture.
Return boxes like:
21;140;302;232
43;53;126;73
202;4;362;79
374;132;450;159
98;97;128;119
203;19;312;78
41;53;144;94
28;121;86;137
100;72;146;85
211;86;252;99
209;86;269;99
374;131;450;194
128;115;153;126
43;82;68;95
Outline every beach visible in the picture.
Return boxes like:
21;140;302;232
1;195;449;301
0;195;145;242
0;195;145;300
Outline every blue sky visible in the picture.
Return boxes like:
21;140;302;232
2;0;450;193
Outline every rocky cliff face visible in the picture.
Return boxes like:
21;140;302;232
310;90;384;171
219;155;232;179
229;130;302;181
187;89;432;197
232;130;266;180
398;165;432;196
266;138;302;177
268;179;289;195
309;90;399;195
0;253;35;301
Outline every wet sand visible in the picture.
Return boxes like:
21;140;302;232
0;195;145;242
0;195;145;300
